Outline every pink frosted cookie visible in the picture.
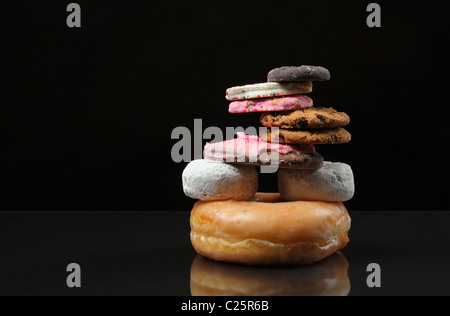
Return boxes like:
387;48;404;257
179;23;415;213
204;133;323;170
226;82;312;101
229;95;313;113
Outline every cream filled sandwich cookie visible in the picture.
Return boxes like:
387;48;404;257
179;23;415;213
226;82;312;101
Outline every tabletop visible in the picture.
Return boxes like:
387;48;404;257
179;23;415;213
0;210;449;296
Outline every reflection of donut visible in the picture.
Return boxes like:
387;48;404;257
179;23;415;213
191;253;351;296
190;193;351;266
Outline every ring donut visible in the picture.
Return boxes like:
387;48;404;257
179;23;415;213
190;193;351;266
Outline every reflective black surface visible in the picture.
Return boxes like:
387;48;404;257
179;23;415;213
0;211;449;296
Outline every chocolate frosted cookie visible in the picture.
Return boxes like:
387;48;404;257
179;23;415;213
260;108;350;129
217;152;325;171
261;128;352;145
268;66;331;82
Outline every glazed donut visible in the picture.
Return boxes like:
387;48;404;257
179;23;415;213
190;253;350;296
190;193;351;266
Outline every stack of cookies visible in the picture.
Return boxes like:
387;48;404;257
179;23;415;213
182;66;355;266
229;66;352;147
218;65;354;202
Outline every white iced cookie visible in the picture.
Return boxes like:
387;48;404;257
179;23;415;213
183;159;258;201
279;162;355;202
226;82;312;101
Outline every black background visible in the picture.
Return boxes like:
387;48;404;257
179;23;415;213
1;0;449;211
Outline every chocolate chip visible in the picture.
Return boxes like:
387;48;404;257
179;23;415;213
331;135;337;143
264;116;269;122
296;118;309;129
317;115;327;123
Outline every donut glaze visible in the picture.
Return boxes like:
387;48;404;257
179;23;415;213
190;193;351;266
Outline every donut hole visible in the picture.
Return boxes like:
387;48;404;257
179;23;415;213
251;192;285;203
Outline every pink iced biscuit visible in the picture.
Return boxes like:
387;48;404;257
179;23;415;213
204;132;316;163
229;95;313;113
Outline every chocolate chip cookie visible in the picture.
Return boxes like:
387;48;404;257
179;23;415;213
260;108;350;129
261;128;352;145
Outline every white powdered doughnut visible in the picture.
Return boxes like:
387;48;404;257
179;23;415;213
182;159;258;201
279;162;355;202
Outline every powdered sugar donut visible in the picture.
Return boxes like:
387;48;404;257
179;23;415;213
226;82;312;101
279;162;355;202
182;159;258;201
